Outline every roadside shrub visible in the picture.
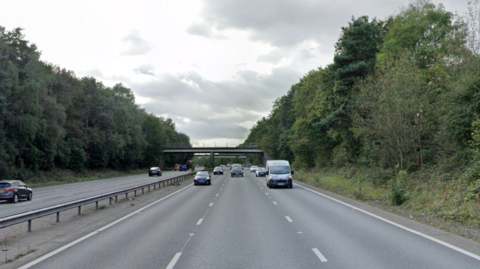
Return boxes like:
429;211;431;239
390;170;408;205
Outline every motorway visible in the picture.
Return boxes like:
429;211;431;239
0;171;192;218
16;169;480;269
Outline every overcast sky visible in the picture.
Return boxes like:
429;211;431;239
1;0;470;146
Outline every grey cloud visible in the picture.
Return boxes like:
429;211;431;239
257;49;284;64
129;67;303;143
194;0;469;52
121;30;153;56
133;64;155;76
186;20;225;39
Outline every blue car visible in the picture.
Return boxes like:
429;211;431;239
180;164;188;171
194;171;211;185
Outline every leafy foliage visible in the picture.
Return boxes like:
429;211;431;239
0;27;190;180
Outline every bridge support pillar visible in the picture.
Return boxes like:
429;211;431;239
159;154;167;170
262;152;272;167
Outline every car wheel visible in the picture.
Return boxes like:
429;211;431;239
27;192;33;201
12;194;18;203
289;183;293;188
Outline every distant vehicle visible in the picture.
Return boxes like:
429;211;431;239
179;164;188;171
220;164;225;169
266;160;293;188
0;180;33;203
231;163;242;169
194;171;211;185
231;166;244;177
250;166;258;172
149;167;162;177
256;167;266;177
174;164;181;171
213;167;223;175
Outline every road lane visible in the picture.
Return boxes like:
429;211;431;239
174;171;320;269
23;172;224;269
18;169;480;269
0;171;192;218
249;175;480;269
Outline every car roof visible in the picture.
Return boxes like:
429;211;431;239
0;180;16;183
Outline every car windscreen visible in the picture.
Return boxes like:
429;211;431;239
196;172;209;176
0;183;11;188
269;166;290;174
257;168;266;172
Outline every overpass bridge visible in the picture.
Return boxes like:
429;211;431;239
160;144;271;168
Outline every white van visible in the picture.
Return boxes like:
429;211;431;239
266;160;293;188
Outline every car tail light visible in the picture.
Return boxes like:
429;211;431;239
5;187;14;192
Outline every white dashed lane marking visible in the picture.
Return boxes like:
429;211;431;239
312;248;328;262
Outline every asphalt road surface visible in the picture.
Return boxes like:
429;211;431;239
0;171;193;218
18;171;480;269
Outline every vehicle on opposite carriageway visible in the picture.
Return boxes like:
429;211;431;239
0;180;33;203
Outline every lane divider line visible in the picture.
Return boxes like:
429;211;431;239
196;218;203;225
273;201;278;205
216;193;219;197
312;248;328;262
209;203;213;207
166;252;182;269
285;216;293;223
18;184;194;269
295;183;480;262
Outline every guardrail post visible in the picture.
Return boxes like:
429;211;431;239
56;212;60;223
148;186;150;192
109;197;112;205
126;193;129;199
28;220;32;232
142;188;144;194
78;206;81;216
134;190;137;197
163;181;165;187
96;201;99;211
154;184;156;190
115;196;118;203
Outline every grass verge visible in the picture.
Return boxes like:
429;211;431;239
295;166;480;243
26;168;147;188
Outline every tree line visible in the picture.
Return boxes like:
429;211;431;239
244;0;480;183
0;27;190;180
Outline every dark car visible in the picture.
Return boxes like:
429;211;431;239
256;167;266;177
149;167;162;177
194;171;211;185
231;166;244;177
179;164;188;171
0;180;33;203
213;167;223;175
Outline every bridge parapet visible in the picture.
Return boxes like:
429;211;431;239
165;142;258;149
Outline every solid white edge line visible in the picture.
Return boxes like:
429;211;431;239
166;252;182;269
295;183;480;262
18;184;193;269
312;248;328;262
196;218;203;225
285;216;293;222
